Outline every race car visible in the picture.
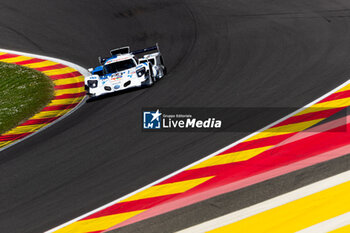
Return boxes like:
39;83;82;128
85;43;166;97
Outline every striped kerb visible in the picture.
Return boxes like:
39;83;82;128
0;53;85;149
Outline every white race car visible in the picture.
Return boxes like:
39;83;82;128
85;44;166;97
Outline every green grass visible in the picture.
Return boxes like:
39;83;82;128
0;62;54;134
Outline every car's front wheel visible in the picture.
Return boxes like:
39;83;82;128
160;56;167;75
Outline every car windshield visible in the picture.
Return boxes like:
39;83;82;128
93;70;103;76
104;59;136;73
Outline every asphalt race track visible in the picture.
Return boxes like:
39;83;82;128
1;0;350;232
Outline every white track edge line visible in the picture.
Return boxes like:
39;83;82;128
296;212;350;233
176;170;350;233
46;78;350;232
0;48;89;153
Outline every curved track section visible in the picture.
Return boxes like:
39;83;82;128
1;1;350;232
0;49;87;151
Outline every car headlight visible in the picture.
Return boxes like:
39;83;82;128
136;67;146;77
87;80;98;88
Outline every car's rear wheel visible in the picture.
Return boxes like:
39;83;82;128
142;71;153;87
149;64;156;83
160;56;167;75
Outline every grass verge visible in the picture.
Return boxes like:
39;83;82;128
0;62;54;134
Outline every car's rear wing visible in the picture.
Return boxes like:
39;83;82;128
131;43;160;55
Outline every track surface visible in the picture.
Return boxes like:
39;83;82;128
115;154;350;233
1;0;350;232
